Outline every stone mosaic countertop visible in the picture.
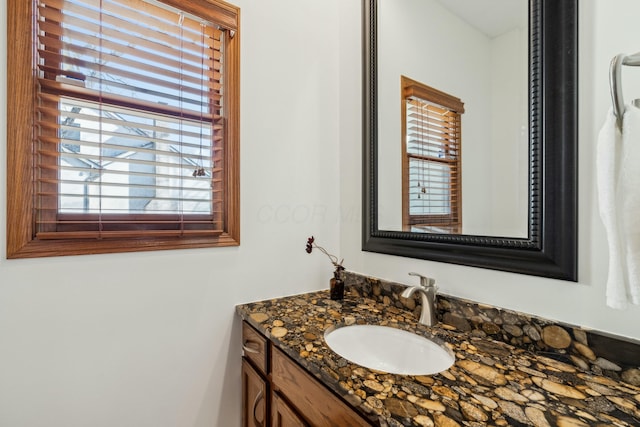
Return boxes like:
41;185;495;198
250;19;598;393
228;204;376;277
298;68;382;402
236;278;640;427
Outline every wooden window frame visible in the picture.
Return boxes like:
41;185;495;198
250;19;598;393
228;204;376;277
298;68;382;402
401;76;463;233
6;0;240;258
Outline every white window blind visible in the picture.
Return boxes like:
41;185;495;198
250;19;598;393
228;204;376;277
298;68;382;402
35;0;226;239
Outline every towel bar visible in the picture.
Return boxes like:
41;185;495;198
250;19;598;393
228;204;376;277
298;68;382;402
610;51;640;131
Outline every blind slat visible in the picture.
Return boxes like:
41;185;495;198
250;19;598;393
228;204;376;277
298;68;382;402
39;180;216;195
407;120;459;134
37;217;223;224
39;193;215;206
45;134;220;161
407;139;460;151
39;162;225;183
36;229;224;240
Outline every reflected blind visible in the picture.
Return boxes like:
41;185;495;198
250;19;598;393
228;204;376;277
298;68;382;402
35;0;225;239
403;78;463;231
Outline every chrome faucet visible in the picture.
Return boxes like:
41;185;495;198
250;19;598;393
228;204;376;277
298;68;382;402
401;272;438;326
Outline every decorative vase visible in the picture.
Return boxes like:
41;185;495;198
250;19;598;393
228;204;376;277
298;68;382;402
330;268;344;300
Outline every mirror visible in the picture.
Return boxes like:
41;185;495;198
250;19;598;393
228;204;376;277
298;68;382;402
378;0;529;237
362;0;578;281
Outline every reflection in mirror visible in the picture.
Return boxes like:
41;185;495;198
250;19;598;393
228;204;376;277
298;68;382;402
400;76;465;234
377;0;528;237
362;0;578;281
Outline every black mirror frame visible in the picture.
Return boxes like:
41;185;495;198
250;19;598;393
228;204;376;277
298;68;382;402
362;0;578;281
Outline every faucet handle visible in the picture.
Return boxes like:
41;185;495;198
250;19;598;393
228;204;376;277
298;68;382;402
408;272;436;288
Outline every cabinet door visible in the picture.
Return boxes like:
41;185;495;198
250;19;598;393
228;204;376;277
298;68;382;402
271;347;373;427
271;392;308;427
242;359;268;427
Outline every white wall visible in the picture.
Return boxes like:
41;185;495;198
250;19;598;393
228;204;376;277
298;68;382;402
377;0;494;232
488;26;528;237
0;1;341;426
340;0;640;342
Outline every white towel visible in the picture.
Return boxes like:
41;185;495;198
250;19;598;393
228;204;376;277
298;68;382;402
597;105;640;309
619;105;640;305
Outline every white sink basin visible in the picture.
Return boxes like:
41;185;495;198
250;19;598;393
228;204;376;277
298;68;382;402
324;325;454;376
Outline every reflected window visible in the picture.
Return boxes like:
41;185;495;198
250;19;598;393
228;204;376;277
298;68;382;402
401;76;464;233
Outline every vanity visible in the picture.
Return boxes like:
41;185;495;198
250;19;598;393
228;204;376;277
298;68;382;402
237;272;640;427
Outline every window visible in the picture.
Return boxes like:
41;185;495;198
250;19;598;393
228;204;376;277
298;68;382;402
7;0;240;258
401;76;464;233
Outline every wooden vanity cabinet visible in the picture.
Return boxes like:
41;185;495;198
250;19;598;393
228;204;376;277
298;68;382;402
241;321;373;427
